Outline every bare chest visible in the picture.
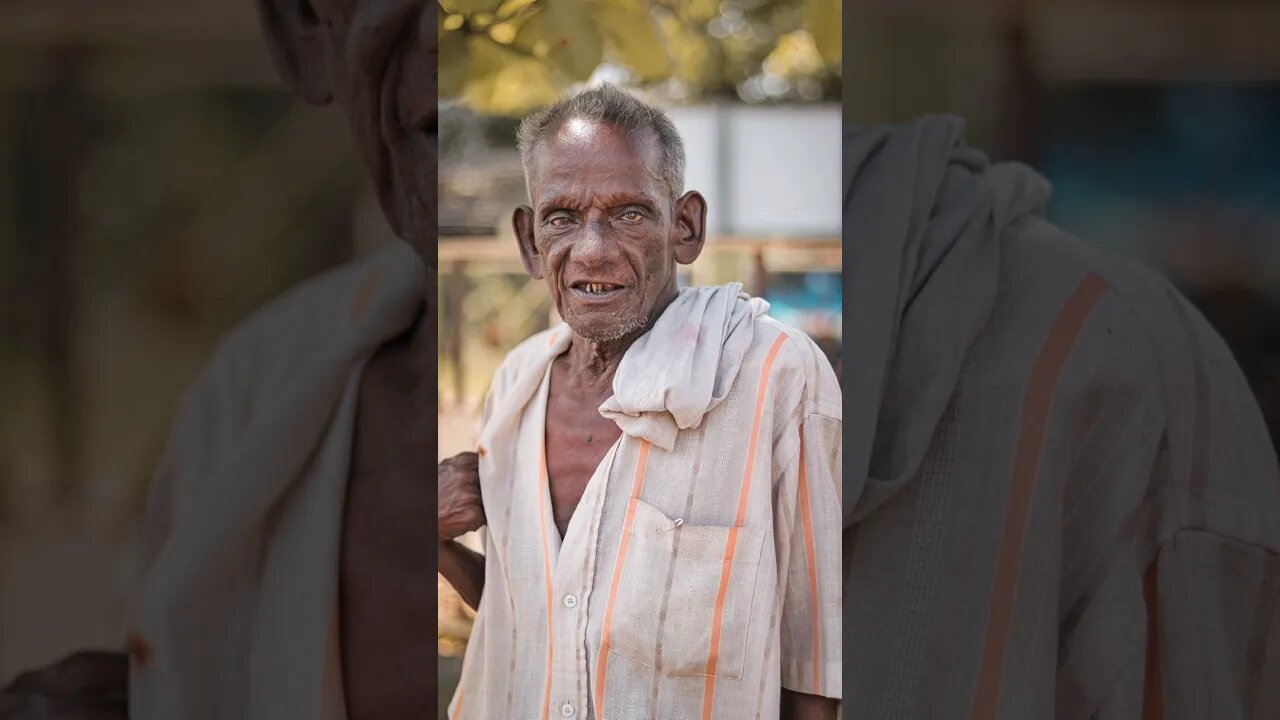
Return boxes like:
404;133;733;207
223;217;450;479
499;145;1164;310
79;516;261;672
544;363;621;538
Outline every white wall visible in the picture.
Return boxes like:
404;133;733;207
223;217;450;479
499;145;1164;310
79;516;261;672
665;104;842;237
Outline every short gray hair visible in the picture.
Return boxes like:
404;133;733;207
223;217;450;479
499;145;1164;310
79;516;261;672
516;84;686;201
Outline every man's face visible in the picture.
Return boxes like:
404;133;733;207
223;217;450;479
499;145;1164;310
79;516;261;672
265;0;436;266
514;119;707;344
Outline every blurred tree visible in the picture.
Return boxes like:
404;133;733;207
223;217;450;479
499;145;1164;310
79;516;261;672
437;0;841;115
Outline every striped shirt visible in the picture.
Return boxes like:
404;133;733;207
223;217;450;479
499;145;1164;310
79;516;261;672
447;302;842;719
841;117;1280;717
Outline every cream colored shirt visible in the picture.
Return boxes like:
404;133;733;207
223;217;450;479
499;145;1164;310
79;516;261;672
448;286;842;720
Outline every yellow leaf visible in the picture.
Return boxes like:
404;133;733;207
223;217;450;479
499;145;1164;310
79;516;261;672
439;29;471;98
803;0;841;67
496;0;539;18
764;30;823;79
438;0;507;13
596;4;670;80
489;20;519;44
462;36;564;116
514;0;604;83
656;13;713;87
681;0;721;24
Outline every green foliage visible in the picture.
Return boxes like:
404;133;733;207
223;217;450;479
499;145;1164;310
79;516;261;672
438;0;842;116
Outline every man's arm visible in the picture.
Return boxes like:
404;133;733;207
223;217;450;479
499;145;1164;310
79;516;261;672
1136;291;1280;718
438;539;485;610
780;688;839;719
438;451;487;610
0;651;128;719
775;335;844;713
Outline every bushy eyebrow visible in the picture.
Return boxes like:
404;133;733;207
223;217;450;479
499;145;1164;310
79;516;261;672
538;192;658;219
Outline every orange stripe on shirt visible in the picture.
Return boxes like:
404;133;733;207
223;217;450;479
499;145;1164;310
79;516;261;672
971;272;1109;720
449;664;466;720
796;428;823;694
702;332;789;719
593;439;653;716
538;440;555;720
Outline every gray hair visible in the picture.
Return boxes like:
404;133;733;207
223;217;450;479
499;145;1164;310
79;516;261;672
516;84;686;201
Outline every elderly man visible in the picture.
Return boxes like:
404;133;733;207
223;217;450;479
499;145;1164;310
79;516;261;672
839;118;1280;718
436;86;843;720
1;0;444;717
0;5;842;720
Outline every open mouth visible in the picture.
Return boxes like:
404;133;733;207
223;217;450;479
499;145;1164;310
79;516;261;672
570;281;626;299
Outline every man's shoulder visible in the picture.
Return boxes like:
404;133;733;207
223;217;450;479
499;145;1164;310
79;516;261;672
485;326;562;397
1009;215;1185;323
999;214;1246;401
753;313;828;365
505;326;563;362
751;315;842;417
189;242;420;408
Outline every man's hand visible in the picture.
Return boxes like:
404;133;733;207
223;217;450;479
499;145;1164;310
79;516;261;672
438;451;485;540
0;651;128;719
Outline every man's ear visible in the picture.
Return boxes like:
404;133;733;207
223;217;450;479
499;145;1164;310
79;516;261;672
257;0;334;106
513;205;543;279
672;191;707;265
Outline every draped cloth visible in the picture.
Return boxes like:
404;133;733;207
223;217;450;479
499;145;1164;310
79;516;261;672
841;115;1280;718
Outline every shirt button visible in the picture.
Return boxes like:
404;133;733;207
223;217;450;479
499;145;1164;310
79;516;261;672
560;701;576;717
562;593;578;609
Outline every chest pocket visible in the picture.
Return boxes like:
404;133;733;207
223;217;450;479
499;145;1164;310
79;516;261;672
605;498;767;680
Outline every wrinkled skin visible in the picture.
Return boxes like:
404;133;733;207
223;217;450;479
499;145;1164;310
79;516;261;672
0;1;835;718
514;120;706;345
509;119;837;717
0;1;440;718
258;0;438;263
436;451;484;541
513;119;706;540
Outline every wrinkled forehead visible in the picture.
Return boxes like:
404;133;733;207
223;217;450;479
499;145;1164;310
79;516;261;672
528;120;667;203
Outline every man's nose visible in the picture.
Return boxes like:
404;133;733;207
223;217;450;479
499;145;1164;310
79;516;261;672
572;219;623;265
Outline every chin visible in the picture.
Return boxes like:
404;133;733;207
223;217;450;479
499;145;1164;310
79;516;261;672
563;311;650;344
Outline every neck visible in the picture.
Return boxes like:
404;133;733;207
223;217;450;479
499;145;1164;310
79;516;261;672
563;334;632;386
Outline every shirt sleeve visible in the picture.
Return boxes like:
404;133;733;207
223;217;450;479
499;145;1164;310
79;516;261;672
1087;287;1280;718
777;336;843;699
1150;529;1280;719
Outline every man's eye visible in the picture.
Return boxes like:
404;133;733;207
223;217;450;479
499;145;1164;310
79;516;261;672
549;216;573;228
620;211;643;222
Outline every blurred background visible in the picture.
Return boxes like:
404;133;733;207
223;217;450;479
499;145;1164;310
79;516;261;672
0;0;844;711
0;0;404;686
1;0;1277;715
435;0;842;710
848;0;1280;451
